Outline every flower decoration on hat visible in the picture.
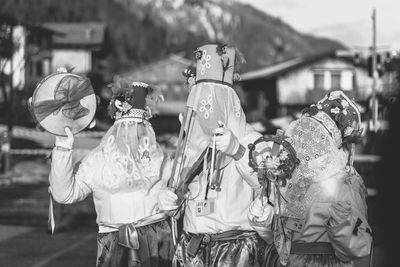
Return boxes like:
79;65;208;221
302;90;363;146
107;78;163;122
193;43;246;86
233;73;241;82
193;48;203;60
182;65;196;88
216;43;228;56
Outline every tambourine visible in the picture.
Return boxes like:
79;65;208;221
248;130;300;201
28;70;97;136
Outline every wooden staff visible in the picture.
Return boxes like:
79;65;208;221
167;106;194;189
166;106;193;248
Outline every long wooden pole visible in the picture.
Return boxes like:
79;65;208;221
167;106;193;189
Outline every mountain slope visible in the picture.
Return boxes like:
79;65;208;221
0;0;345;72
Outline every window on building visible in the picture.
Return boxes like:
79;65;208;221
312;69;356;92
313;73;324;89
29;61;34;77
341;71;354;91
43;60;50;76
36;61;42;76
331;73;341;90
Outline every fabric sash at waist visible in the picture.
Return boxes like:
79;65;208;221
118;213;169;267
118;212;168;249
132;212;168;228
183;230;257;261
290;242;335;255
184;230;256;247
185;229;256;243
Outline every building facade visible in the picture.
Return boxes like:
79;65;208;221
42;22;108;74
240;50;372;118
0;14;56;105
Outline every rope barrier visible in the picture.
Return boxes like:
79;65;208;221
0;125;105;139
10;149;51;155
9;148;91;156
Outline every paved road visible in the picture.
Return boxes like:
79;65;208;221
0;224;97;267
0;182;98;266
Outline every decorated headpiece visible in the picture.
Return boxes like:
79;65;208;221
301;90;363;174
107;79;163;122
193;43;245;87
182;64;196;88
302;90;363;147
28;68;97;136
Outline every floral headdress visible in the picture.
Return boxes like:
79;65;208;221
107;78;163;122
302;90;363;146
182;64;196;88
302;90;363;171
193;43;246;86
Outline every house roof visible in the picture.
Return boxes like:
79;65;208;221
241;50;340;81
27;25;62;37
120;53;193;83
0;14;60;36
42;22;106;48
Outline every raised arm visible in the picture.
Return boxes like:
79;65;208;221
213;123;262;189
49;127;92;204
234;131;263;188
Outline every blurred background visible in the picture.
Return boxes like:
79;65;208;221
0;0;398;266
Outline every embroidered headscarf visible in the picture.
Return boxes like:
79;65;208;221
273;91;364;265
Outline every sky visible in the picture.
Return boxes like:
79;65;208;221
237;0;400;52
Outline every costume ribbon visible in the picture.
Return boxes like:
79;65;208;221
48;188;55;235
118;213;168;267
33;76;93;122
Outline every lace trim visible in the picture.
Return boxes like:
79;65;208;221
282;116;342;219
85;134;162;193
199;94;213;119
199;49;211;75
311;112;341;147
234;98;241;118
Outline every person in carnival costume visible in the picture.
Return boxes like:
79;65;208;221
157;43;265;267
48;78;175;267
248;90;373;266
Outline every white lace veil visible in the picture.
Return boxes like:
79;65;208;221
183;82;253;166
87;119;165;194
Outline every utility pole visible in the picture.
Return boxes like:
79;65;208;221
371;8;378;131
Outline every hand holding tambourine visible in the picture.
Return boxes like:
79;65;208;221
248;129;300;203
28;68;98;136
